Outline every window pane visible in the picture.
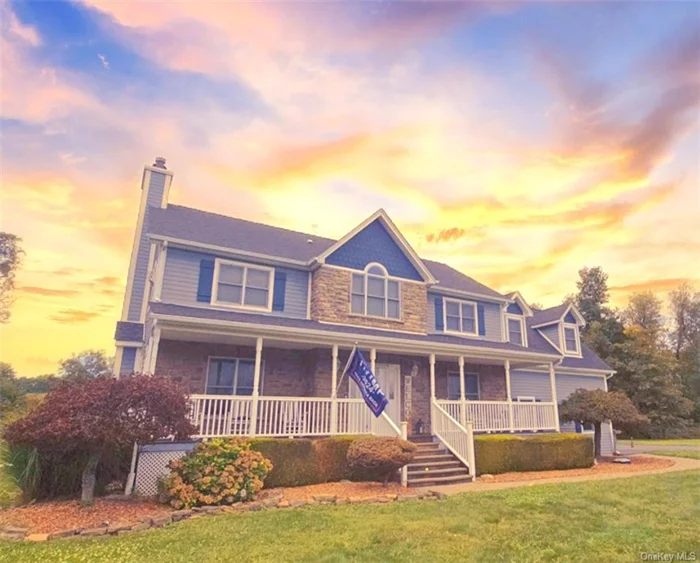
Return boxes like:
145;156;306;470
387;280;399;299
367;265;385;275
565;328;577;351
244;287;268;307
446;315;460;331
466;374;479;400
246;268;270;289
447;375;460;401
219;264;243;284
207;360;235;394
388;299;400;319
217;283;242;304
351;274;364;294
351;294;364;314
508;318;522;344
446;301;459;316
462;303;475;321
367;296;385;316
463;318;476;333
235;360;255;396
367;276;385;297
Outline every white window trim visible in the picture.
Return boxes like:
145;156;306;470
447;370;480;401
561;323;582;357
443;298;479;336
206;356;265;396
349;262;402;321
505;314;528;347
211;258;274;312
516;396;536;403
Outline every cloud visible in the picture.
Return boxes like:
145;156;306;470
609;278;699;294
97;53;110;69
17;286;80;297
49;309;102;324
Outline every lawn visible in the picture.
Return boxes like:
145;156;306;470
649;450;700;461
1;471;699;563
624;439;700;447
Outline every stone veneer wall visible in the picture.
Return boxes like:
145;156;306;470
310;266;428;333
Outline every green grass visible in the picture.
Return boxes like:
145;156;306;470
649;450;700;461
2;472;699;563
0;443;20;509
624;439;700;447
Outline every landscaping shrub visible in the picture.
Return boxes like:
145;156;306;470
474;434;593;476
346;437;416;485
160;438;272;509
249;436;357;488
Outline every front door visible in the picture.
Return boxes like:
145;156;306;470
348;363;401;435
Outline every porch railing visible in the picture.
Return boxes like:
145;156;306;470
190;395;374;438
512;402;557;431
431;399;475;475
435;400;558;433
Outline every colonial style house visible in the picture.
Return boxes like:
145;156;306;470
114;158;615;487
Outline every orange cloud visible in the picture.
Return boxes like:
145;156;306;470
609;278;699;294
49;309;102;324
17;286;79;297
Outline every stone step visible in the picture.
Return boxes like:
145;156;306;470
407;474;474;487
412;454;455;464
407;460;464;470
408;435;435;444
407;466;470;479
412;442;441;450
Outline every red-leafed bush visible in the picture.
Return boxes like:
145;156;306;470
4;374;195;505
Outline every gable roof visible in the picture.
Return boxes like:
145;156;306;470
315;209;436;283
531;303;586;328
147;204;502;299
504;291;534;316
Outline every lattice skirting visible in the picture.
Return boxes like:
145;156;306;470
133;442;198;497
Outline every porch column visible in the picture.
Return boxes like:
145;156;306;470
429;354;436;399
549;362;561;432
458;356;467;428
330;344;339;435
146;324;161;375
505;360;514;432
249;337;264;437
370;348;376;374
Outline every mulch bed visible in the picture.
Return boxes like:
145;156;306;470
0;498;171;534
260;481;410;503
482;455;675;483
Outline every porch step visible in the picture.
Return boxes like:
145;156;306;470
406;435;473;488
408;435;435;444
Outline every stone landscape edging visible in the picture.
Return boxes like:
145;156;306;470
0;490;447;543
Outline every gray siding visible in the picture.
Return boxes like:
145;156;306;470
127;171;167;322
555;373;606;403
539;324;561;349
160;248;309;319
120;347;137;375
510;370;553;401
427;292;503;342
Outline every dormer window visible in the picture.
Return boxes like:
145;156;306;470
563;324;580;355
507;316;525;346
351;263;400;319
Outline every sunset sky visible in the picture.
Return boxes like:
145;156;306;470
1;1;699;377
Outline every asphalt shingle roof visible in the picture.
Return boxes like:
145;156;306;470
531;303;570;327
147;204;504;299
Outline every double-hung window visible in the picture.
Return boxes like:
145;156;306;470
206;358;259;395
213;259;273;311
351;263;400;319
447;372;480;401
507;316;525;346
563;324;580;355
444;299;477;335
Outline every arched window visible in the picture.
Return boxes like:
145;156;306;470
350;263;400;319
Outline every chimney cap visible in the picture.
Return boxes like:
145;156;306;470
153;157;167;169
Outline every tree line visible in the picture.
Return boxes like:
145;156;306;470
569;267;699;438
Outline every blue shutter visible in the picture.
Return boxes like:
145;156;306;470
272;271;286;311
197;259;215;303
435;297;444;331
477;303;486;336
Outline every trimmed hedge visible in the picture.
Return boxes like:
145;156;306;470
474;434;594;476
249;436;407;488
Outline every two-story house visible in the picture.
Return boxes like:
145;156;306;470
114;158;616;486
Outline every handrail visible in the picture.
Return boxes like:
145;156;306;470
431;399;476;476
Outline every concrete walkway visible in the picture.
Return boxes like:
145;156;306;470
618;443;700;454
421;454;700;496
